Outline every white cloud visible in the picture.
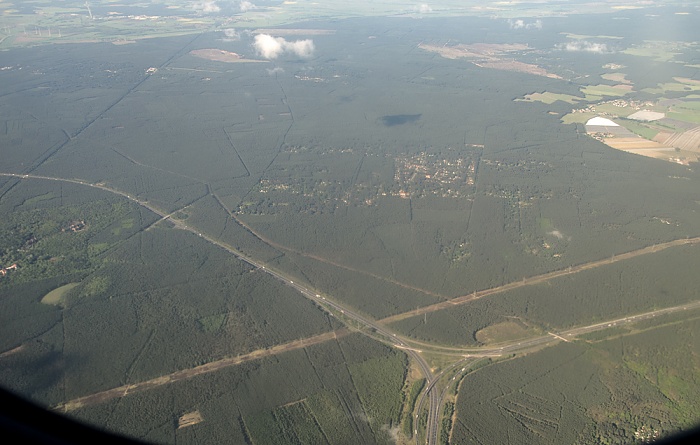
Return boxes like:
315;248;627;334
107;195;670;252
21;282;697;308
240;1;256;12
284;38;315;58
253;34;315;59
223;29;241;40
414;4;432;13
254;34;283;59
508;19;542;30
191;1;220;13
557;40;610;53
266;67;285;75
509;19;525;29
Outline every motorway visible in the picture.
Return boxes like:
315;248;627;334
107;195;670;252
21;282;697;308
3;172;700;445
380;234;700;326
0;172;441;445
412;299;700;358
408;299;700;444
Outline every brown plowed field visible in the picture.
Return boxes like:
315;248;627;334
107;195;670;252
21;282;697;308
655;126;700;152
603;137;672;149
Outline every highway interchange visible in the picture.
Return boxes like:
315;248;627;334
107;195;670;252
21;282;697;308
3;172;700;445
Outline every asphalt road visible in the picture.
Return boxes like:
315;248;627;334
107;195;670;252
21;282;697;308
0;173;440;442
4;172;700;445
409;299;700;444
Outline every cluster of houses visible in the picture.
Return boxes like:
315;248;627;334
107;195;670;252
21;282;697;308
0;263;18;278
62;220;86;232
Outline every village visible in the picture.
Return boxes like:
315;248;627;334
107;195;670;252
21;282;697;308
392;150;477;199
242;146;479;216
570;98;657;117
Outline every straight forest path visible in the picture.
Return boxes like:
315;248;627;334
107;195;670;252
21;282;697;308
379;236;700;325
3;172;699;445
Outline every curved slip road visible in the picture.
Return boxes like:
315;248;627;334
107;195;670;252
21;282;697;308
0;173;438;429
3;172;699;445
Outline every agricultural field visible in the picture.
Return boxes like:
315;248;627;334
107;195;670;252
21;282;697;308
542;78;700;164
3;0;685;51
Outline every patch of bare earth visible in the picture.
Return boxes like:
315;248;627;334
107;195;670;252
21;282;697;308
654;126;700;153
587;123;696;164
419;42;528;59
178;411;203;429
602;72;632;84
0;345;24;358
603;137;671;150
419;43;561;79
253;28;335;36
475;60;562;79
475;320;533;345
189;49;265;63
612;84;634;90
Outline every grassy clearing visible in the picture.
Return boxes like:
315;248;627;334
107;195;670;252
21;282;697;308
673;101;700;111
197;313;227;333
618;120;660;139
41;282;80;307
601;73;630;83
516;92;582;105
643;83;700;95
111;218;135;236
475;320;535;344
622;46;680;62
666;103;700;124
78;276;110;299
593;103;637;117
560;111;596;124
581;84;630;100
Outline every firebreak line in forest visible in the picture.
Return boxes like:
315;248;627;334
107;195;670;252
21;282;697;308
4;172;700;440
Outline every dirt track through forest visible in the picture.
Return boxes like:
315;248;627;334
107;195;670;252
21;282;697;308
55;329;347;413
379;236;700;324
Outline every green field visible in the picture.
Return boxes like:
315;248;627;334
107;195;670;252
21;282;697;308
40;282;79;307
580;84;631;100
643;82;700;95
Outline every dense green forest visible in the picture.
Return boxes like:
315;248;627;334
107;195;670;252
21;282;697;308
390;244;700;346
2;7;700;445
451;319;700;444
